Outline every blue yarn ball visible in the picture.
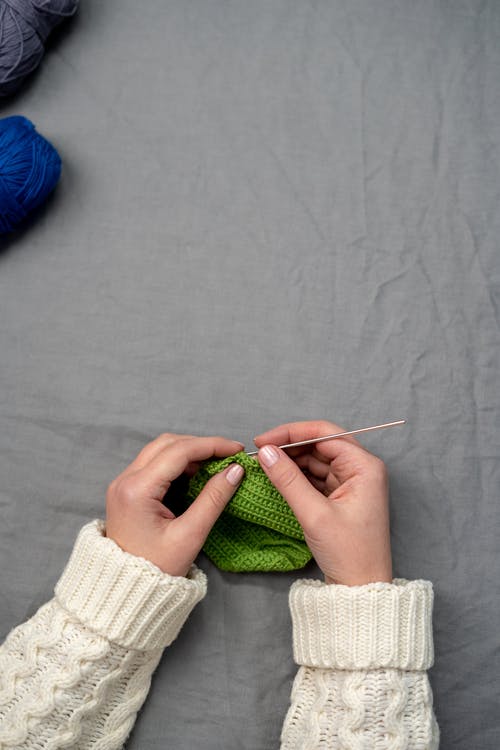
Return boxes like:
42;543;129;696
0;0;79;97
0;115;61;233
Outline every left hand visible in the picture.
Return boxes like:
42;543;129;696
105;433;245;577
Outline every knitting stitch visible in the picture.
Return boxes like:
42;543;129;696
0;520;439;749
0;520;207;748
186;451;312;572
281;578;439;749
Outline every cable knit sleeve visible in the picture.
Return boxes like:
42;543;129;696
0;520;207;749
280;578;440;749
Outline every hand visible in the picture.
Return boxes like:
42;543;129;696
253;420;392;586
105;433;245;577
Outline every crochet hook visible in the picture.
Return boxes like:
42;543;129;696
245;419;406;456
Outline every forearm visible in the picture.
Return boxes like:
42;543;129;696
0;521;206;749
281;578;439;749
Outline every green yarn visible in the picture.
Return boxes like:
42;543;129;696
186;452;312;573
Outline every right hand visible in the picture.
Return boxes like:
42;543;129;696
253;420;392;586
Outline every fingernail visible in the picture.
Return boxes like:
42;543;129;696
259;445;279;467
226;463;245;486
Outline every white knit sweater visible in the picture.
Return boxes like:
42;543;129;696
0;520;439;749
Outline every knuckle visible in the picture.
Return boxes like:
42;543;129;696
318;419;337;433
370;456;388;480
205;482;228;510
276;465;300;490
158;432;175;442
116;478;139;506
106;477;121;503
107;477;118;495
161;432;185;447
312;419;343;436
211;435;228;446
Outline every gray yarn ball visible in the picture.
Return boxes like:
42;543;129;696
0;0;79;97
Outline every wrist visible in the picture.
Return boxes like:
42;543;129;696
55;520;207;650
289;577;434;670
324;569;393;586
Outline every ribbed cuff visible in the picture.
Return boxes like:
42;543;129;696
289;578;434;671
55;520;207;651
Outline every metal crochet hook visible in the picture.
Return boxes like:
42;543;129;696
245;419;406;456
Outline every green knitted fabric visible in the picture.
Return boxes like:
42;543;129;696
186;452;312;573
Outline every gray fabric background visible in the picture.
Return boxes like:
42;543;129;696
1;1;499;747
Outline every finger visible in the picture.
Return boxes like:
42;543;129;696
254;420;379;483
136;436;245;497
306;475;328;495
257;444;325;527
295;453;331;480
122;433;197;476
313;438;379;484
295;454;341;494
253;420;361;449
324;470;342;494
178;462;245;541
184;461;201;477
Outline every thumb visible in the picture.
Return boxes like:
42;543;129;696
179;463;245;542
257;445;324;528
